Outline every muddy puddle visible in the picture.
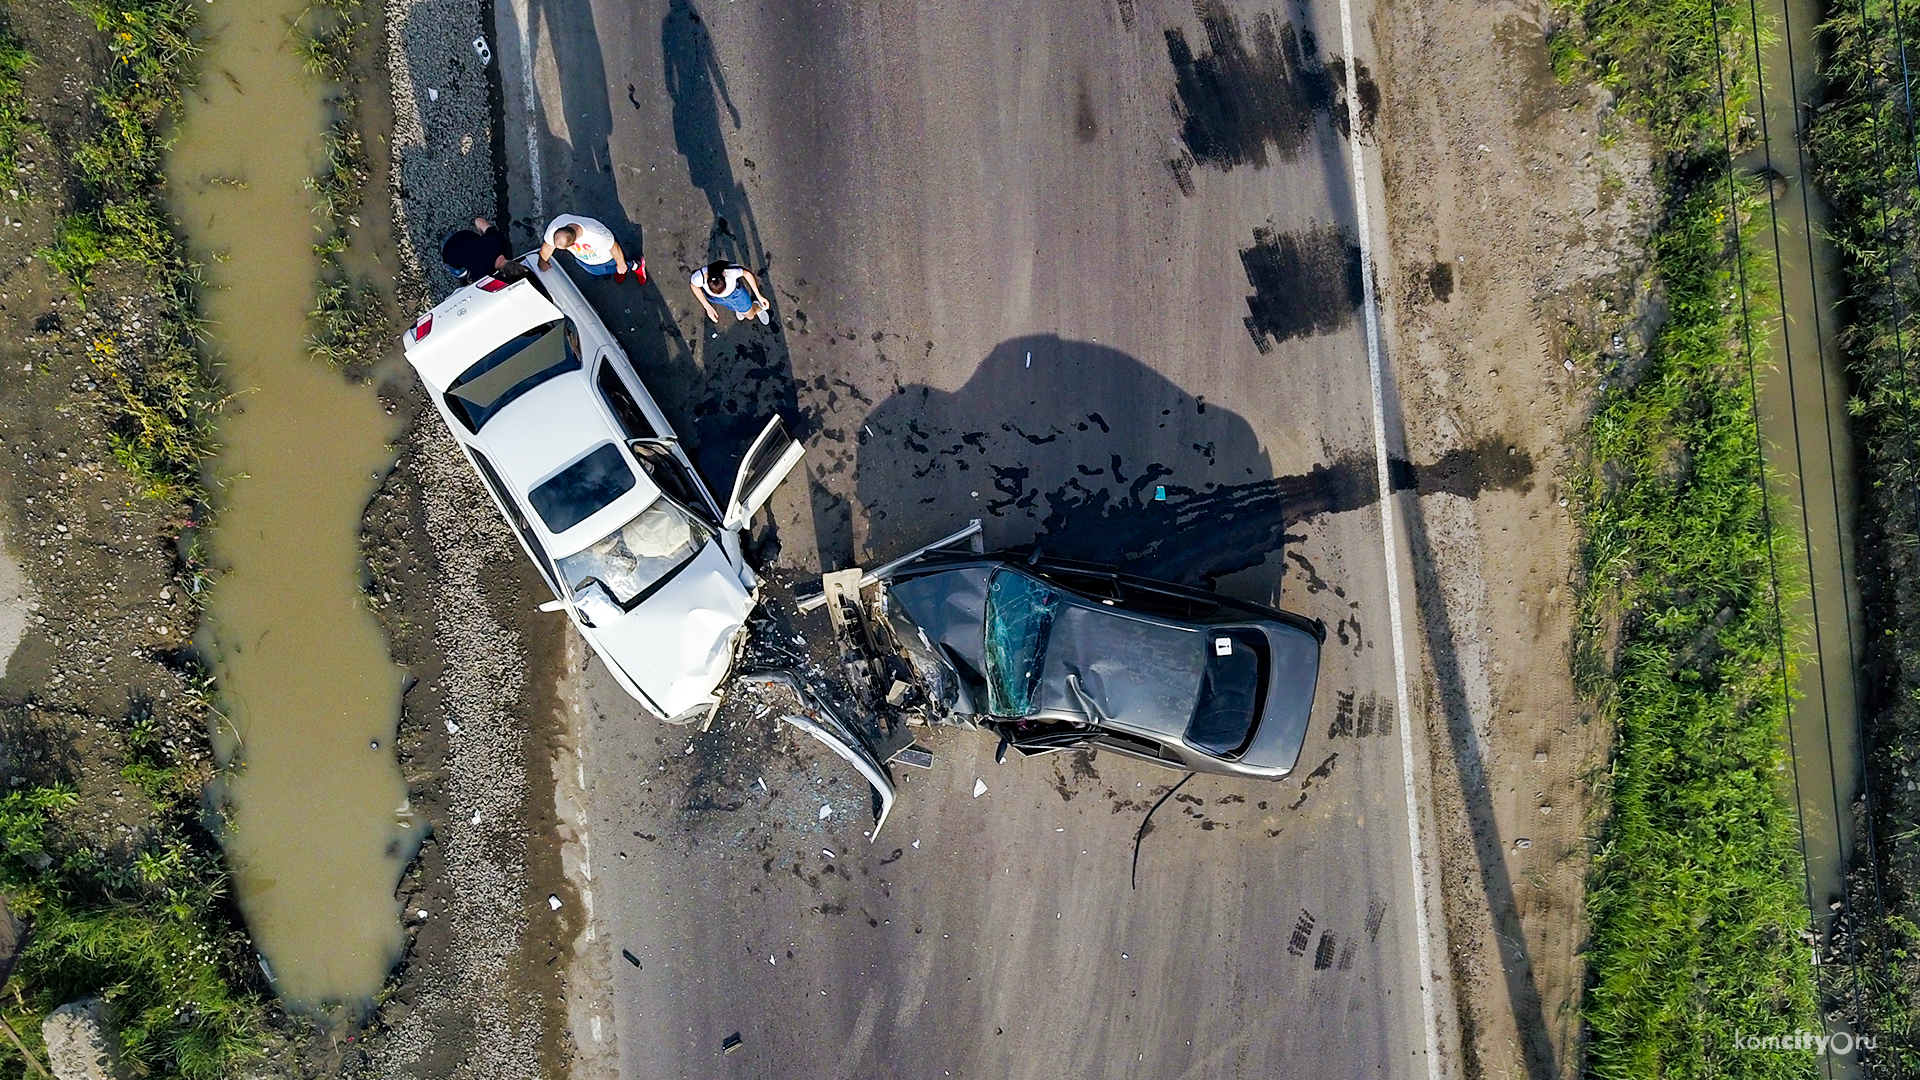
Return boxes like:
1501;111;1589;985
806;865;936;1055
1741;0;1868;1064
170;0;412;1014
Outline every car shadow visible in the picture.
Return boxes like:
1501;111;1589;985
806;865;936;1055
850;334;1531;594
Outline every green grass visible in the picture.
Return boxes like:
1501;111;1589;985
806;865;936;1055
298;0;390;370
1803;0;1920;1068
0;3;267;1076
1556;2;1821;1077
1;776;262;1080
0;25;33;187
33;0;216;505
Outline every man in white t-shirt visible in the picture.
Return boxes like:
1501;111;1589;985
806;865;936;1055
538;214;645;282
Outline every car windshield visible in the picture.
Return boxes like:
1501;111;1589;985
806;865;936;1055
556;497;713;605
982;569;1058;717
529;442;635;534
445;318;580;432
1186;629;1269;756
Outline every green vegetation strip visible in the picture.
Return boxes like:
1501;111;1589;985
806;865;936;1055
301;0;390;371
1807;0;1920;1067
3;707;261;1080
1557;2;1820;1077
42;0;214;504
1;1;267;1077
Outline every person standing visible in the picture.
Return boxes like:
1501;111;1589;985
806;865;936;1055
690;260;770;325
441;217;511;282
538;213;644;282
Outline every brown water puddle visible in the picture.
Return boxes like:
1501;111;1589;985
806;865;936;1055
170;0;413;1014
1742;0;1868;1069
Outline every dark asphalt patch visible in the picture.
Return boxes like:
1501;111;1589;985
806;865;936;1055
1075;72;1099;142
1164;2;1334;170
1240;224;1364;352
1327;57;1381;136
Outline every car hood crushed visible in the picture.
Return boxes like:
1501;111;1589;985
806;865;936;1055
590;540;754;718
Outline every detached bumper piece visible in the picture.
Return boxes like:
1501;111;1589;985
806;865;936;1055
737;670;897;841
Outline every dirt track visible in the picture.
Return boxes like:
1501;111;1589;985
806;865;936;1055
1372;2;1655;1076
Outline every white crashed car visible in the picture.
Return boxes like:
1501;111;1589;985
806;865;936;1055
402;254;804;723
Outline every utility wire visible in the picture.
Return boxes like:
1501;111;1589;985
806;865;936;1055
1742;0;1876;1063
1706;9;1835;1079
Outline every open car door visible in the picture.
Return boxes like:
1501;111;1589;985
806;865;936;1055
723;416;806;531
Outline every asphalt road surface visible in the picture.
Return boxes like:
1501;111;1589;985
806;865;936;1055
492;1;1444;1076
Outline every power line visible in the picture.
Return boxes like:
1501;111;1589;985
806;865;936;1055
1742;0;1877;1066
1704;13;1835;1080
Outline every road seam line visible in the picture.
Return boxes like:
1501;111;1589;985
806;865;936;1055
1336;1;1444;1077
506;0;544;221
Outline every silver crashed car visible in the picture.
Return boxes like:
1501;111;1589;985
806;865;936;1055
863;534;1326;779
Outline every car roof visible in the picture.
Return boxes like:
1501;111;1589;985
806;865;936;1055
477;364;664;556
404;277;665;557
1035;594;1205;739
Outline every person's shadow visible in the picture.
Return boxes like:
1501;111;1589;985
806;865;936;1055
521;0;799;537
663;0;762;267
648;0;811;559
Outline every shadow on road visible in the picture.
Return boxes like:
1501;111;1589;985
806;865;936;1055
522;0;800;525
853;334;1532;593
663;0;762;267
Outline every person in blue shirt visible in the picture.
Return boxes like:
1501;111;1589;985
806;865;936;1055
690;261;770;325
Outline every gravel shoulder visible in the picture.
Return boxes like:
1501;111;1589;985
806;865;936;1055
347;1;578;1077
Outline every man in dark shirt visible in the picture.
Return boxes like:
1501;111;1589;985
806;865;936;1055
441;217;511;282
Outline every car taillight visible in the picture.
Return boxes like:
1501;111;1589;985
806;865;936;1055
476;276;508;292
410;313;432;342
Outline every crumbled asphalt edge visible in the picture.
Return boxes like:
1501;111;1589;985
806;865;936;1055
365;2;543;1078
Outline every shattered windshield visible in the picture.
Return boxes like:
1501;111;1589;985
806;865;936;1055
982;569;1058;717
556;497;713;606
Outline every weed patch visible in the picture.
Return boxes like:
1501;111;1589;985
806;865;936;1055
1558;1;1820;1076
1806;0;1920;1067
0;2;268;1077
300;0;390;372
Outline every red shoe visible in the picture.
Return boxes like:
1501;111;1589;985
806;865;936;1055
633;257;647;284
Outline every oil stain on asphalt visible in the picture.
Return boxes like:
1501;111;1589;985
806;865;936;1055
1164;1;1335;171
1240;224;1364;352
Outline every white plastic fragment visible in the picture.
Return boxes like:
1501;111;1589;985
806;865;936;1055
912;839;921;849
427;87;439;101
818;804;833;820
547;894;562;910
821;849;834;859
972;778;988;798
